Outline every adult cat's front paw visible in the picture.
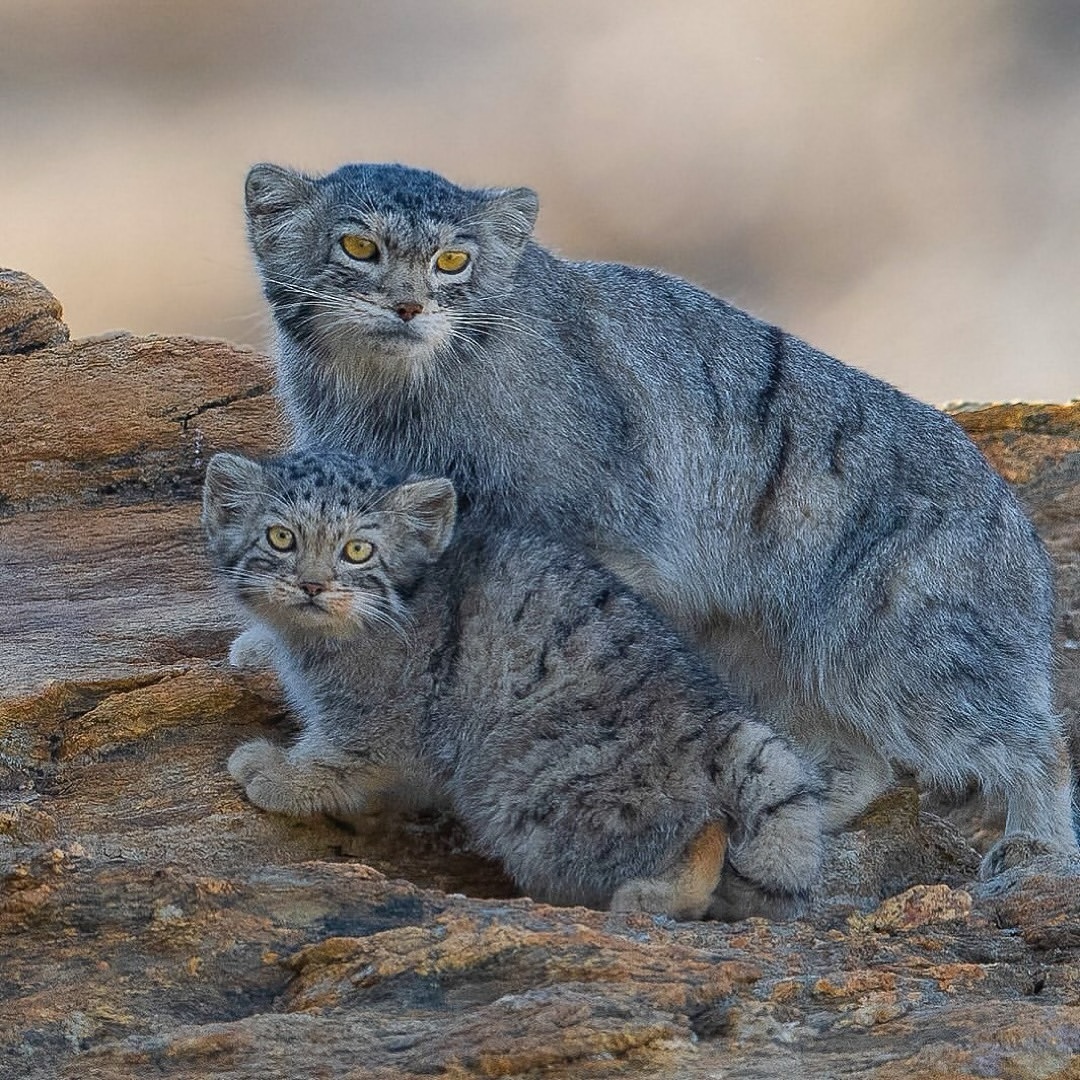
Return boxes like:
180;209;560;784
227;738;303;815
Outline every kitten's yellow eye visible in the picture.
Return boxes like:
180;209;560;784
435;250;470;274
343;539;375;564
266;525;296;552
341;235;379;261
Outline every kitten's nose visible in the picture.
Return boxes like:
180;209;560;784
299;581;326;597
395;302;423;322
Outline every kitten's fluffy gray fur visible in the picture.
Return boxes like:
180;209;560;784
244;161;1079;874
204;449;825;919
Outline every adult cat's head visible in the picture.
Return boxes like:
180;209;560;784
203;450;457;638
245;162;539;377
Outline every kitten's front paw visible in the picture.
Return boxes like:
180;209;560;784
610;822;727;921
227;738;301;814
228;627;275;669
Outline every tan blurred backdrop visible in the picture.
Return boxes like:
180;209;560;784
2;0;1078;404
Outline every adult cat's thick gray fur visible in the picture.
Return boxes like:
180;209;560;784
244;161;1078;874
204;449;825;919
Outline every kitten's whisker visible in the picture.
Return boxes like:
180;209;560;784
317;312;367;339
214;567;276;593
357;593;412;643
221;310;275;328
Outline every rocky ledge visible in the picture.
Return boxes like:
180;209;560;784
1;269;1078;1079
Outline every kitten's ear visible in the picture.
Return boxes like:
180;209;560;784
482;186;539;247
385;478;458;559
202;453;265;532
244;163;316;219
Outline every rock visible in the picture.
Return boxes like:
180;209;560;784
950;400;1080;486
0;270;276;516
2;270;1079;1078
0;270;69;355
847;883;974;934
821;787;980;906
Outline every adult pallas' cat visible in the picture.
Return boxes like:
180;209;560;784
204;449;825;919
243;161;1078;875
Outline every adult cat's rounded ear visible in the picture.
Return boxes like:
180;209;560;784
386;478;458;559
244;163;316;219
483;186;539;247
203;453;265;531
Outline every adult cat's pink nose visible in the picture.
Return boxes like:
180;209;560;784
396;302;423;322
299;581;326;597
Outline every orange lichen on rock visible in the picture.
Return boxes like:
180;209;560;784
949;400;1080;484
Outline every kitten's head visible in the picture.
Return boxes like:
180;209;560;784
244;161;539;377
202;450;457;639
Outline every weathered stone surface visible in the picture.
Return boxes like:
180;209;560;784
951;401;1080;486
2;271;1079;1079
0;270;68;356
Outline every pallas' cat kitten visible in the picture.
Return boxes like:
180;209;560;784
244;161;1078;875
203;449;825;920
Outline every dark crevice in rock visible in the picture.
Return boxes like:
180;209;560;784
164;383;273;432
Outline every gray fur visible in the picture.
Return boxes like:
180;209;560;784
203;449;825;919
245;161;1079;872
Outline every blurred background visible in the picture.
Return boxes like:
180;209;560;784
2;0;1078;403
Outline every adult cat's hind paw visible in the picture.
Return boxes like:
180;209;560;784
227;738;301;814
979;833;1060;880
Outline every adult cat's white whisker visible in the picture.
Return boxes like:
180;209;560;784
463;305;546;326
445;329;491;372
450;315;550;348
453;310;546;331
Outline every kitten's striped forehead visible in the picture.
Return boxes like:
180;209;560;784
261;451;398;515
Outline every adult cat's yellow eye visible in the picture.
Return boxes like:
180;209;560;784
435;250;470;274
341;235;378;261
343;539;375;564
266;525;296;552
